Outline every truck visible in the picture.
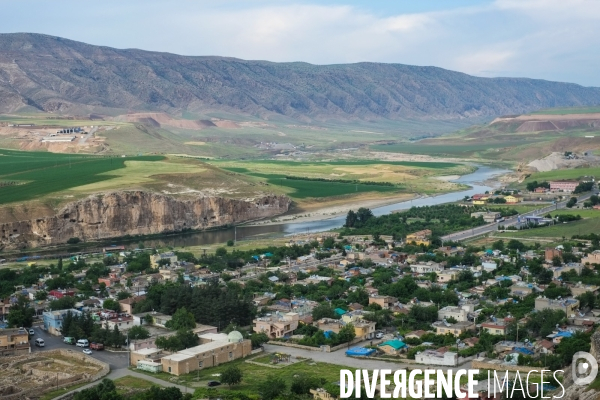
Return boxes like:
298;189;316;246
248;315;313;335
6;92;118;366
63;336;75;345
90;342;104;351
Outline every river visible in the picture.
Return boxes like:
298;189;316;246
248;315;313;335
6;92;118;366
146;165;509;248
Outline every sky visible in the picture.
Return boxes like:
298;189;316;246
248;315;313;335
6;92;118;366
1;0;599;86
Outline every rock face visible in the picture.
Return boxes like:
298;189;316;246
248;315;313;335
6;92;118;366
562;330;600;400
0;191;290;249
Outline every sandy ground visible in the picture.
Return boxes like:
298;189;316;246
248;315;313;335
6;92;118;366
243;193;419;226
434;175;460;182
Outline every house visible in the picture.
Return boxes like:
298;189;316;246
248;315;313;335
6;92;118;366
549;180;579;192
119;295;146;314
536;339;555;354
535;297;580;314
137;331;252;376
405;330;428;340
433;321;475;337
545;248;563;262
510;284;535;298
438;306;468;322
551;263;583;279
43;309;82;336
253;312;300;339
470;211;501;223
437;270;460;283
134;312;172;328
410;262;444;274
378;340;407;355
353;320;376;340
48;289;75;299
504;195;523;204
569;283;600;297
0;328;30;356
348;303;364;311
368;295;397;310
101;315;136;330
582;250;600;266
406;229;432;246
481;322;509;336
481;262;497;272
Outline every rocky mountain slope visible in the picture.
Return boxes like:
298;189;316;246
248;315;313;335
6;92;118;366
2;33;600;121
0;191;290;250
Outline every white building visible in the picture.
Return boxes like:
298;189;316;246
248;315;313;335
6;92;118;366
437;306;468;322
415;350;457;366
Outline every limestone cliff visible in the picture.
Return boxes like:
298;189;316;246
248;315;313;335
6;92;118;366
562;330;600;400
0;191;290;250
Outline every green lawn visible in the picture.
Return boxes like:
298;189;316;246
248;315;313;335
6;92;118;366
0;149;163;204
134;357;348;396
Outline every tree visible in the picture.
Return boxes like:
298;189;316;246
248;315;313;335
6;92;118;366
128;325;151;340
311;304;337;321
57;257;64;270
7;295;35;328
345;210;357;228
117;292;131;300
67;237;81;244
143;314;154;325
552;256;562;267
566;197;577;208
156;329;199;352
49;295;76;310
165;307;196;330
259;375;287;400
221;365;243;387
35;290;48;300
103;299;121;312
215;247;228;257
250;332;269;348
291;375;322;395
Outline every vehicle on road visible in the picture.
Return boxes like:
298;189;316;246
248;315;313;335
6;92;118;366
63;337;75;345
76;339;89;347
34;338;45;347
207;381;221;387
375;332;384;339
29;328;35;335
90;342;104;350
83;349;93;355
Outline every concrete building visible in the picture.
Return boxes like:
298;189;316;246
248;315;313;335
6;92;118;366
159;331;251;375
314;318;376;340
406;229;432;246
101;315;137;331
535;297;580;315
119;295;146;314
545;248;563;262
549;180;579;192
433;321;475;337
582;250;600;266
42;309;82;336
569;283;599;297
551;263;583;279
415;350;457;366
0;328;30;356
378;340;407;355
368;295;397;310
437;270;460;283
253;312;299;339
438;306;468;322
410;262;444;274
470;212;501;223
481;322;509;336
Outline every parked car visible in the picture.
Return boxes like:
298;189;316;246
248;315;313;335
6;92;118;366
63;337;76;345
207;381;221;387
34;338;45;347
375;332;384;339
83;349;93;355
90;342;104;351
28;328;35;335
76;339;89;347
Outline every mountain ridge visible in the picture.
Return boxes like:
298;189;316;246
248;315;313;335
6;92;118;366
1;32;600;121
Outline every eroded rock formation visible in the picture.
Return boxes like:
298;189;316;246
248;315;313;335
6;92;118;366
0;191;290;249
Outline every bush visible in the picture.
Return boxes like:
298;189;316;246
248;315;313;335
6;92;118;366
67;237;81;244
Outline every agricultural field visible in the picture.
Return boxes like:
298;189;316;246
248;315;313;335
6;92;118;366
522;167;600;184
0;149;163;205
210;159;473;201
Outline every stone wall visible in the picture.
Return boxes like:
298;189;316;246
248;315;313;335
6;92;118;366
471;358;545;373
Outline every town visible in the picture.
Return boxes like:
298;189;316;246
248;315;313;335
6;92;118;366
1;177;599;399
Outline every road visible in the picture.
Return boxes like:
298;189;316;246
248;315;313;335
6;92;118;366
442;191;596;242
263;343;471;372
30;325;129;370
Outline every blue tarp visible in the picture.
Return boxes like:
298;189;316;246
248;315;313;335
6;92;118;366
514;347;535;355
345;347;376;357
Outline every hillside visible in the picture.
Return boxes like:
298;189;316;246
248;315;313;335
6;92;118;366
1;33;600;121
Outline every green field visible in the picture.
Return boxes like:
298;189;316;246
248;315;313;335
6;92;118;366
529;107;600;115
0;149;163;204
523;167;600;184
497;218;600;239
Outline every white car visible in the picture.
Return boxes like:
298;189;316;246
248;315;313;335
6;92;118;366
375;332;384;339
29;328;35;335
83;349;93;355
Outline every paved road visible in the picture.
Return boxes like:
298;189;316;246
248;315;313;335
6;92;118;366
442;191;596;242
30;325;129;370
263;343;471;372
